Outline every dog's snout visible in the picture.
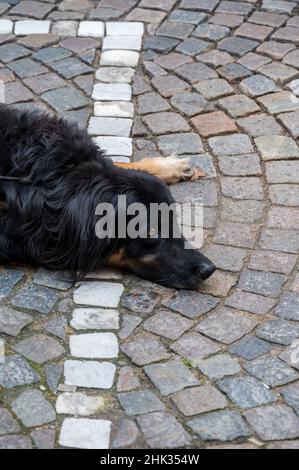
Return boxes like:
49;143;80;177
199;261;216;281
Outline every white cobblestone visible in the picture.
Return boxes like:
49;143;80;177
100;50;140;67
56;392;105;416
106;22;144;36
70;333;119;359
73;281;124;307
78;21;105;38
0;20;13;35
92;83;132;101
59;418;111;449
94;101;134;118
71;308;120;330
95;67;135;83
15;20;51;35
103;35;142;51
88;117;133;137
94;137;133;156
64;360;116;389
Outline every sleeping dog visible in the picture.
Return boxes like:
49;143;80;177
0;105;216;289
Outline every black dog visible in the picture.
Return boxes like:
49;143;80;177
0;105;215;289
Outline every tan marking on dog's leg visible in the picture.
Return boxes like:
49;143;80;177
114;156;206;184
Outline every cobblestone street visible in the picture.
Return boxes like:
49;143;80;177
0;0;299;449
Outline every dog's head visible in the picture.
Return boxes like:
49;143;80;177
106;168;216;289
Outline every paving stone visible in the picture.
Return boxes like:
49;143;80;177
106;21;144;36
191;111;237;137
56;392;105;416
235;22;273;41
126;7;167;23
199;270;237;297
100;50;139;67
216;1;253;15
59;418;111;449
210;13;244;28
63;109;91;129
73;282;124;308
197;50;235;68
3;82;34;104
193;23;230;41
214;221;258;248
0;43;31;64
17;33;59;51
43;363;63;393
280;383;299;415
157;133;203;155
218;377;277;408
218;94;260;117
195;78;233;100
70;333;118;359
92;83;132;101
244;356;299;387
266;161;299;184
33;46;72;64
137;92;170;114
13;334;65;364
237;114;283;137
152;75;190;97
240;74;278;97
119;314;142;340
260;313;299;344
112;419;139;448
171;332;221;364
7;57;47;79
269;184;299;206
218;63;252;82
94;136;133;156
0;435;32;450
258;91;299;114
12;284;59;314
259;62;298;83
225;289;275;315
249;11;288;27
71;307;119;331
50;57;92;79
171;92;210;117
12;390;55;428
221;199;264;223
244;405;299;441
144;360;199;396
51;20;78;37
278;111;299;138
42;86;88;113
238;52;271;71
0;355;39;389
283;50;299;69
260;228;299;253
257;40;295;59
197;307;258;344
143;309;192;340
33;268;73;290
137;412;191;448
220;176;264;199
272;26;299;43
154;53;192;72
262;0;296;14
172;385;227;416
117;366;140;392
163;290;219;319
276;292;299;321
268;441;299;449
144;36;180;53
238;270;286;298
30;427;55;450
24;73;65;94
43;316;67;340
209;134;253;155
218;154;262;176
0;306;32;337
121;333;170;366
77;21;104;38
169;9;207;24
0;407;20;435
229;335;272;360
177;62;218;83
103;35;142;52
64;360;116;389
157;20;195;40
88;116;133;137
143;111;190;134
171;180;218;206
118;390;164;416
0;268;23;300
176;37;210;56
267;207;299;230
204;244;247;271
10;0;54;18
187;410;251;441
121;287;160;315
198;354;241;379
96;66;135;84
218;37;259;57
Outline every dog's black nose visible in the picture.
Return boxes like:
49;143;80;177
199;262;216;280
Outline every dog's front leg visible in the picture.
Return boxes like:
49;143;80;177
114;156;206;185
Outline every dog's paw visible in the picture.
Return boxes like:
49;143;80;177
163;156;206;184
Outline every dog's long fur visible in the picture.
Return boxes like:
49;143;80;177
0;105;215;288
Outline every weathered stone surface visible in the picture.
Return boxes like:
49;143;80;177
59;418;111;449
218;377;277;408
187;410;251;441
198;354;241;379
70;333;118;359
244;356;299;387
13;334;65;364
117;366;140;392
121;333;170;366
163;291;219;319
144;360;199;395
143;112;190;134
172;385;228;416
12;390;55;428
31;427;55;450
171;92;210;116
237;114;283;137
64;360;116;389
112;419;139;448
248;250;297;274
229;335;272;360
0;407;20;435
171;332;221;364
143;309;192;339
204;244;247;272
137;412;191;448
73;282;124;308
244;405;299;441
118;390;165;415
0;307;32;336
121;287;160;315
56;392;105;416
276;292;299;321
0;435;32;449
257;319;299;345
